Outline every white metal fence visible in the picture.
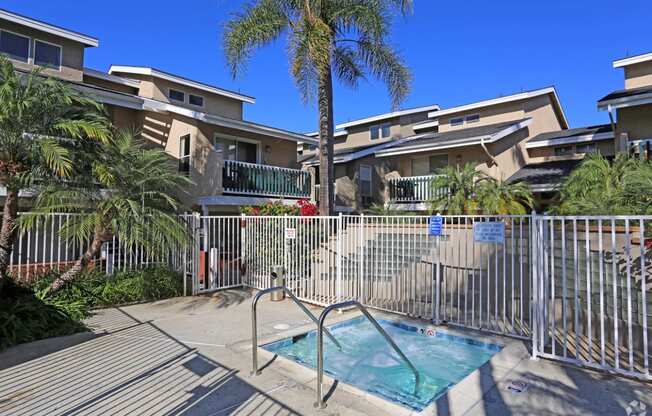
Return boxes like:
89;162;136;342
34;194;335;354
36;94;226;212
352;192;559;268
7;211;651;380
531;215;651;380
8;212;193;285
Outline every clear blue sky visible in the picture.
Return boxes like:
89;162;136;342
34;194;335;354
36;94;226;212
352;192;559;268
4;1;651;133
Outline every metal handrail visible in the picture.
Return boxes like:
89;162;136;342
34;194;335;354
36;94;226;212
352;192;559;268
250;286;342;376
314;300;421;408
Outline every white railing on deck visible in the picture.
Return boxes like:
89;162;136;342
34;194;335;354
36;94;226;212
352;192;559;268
389;175;447;202
222;160;311;199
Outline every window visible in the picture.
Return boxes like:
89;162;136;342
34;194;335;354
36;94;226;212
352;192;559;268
189;94;204;107
214;135;259;163
34;40;61;69
411;154;448;176
465;114;480;124
576;143;597;154
370;122;391;140
0;30;29;62
169;89;185;103
554;146;573;156
335;164;347;179
179;134;191;175
450;117;464;126
359;165;372;198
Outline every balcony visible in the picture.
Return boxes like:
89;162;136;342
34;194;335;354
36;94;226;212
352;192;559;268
388;175;447;203
222;160;311;199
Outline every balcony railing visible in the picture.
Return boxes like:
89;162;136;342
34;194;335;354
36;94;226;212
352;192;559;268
222;160;311;199
388;175;447;203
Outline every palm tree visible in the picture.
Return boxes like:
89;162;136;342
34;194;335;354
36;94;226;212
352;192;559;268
224;0;413;215
429;163;490;214
556;153;640;215
0;56;110;287
476;179;534;215
21;131;192;292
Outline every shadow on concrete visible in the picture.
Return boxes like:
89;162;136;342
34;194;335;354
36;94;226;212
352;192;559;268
0;306;300;416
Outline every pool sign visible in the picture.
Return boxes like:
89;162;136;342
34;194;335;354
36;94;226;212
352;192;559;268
473;222;505;243
429;215;443;236
284;227;296;240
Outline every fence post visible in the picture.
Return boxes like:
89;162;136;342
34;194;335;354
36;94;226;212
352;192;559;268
241;213;246;287
530;212;540;360
283;214;288;283
192;212;202;296
359;213;364;303
337;212;343;302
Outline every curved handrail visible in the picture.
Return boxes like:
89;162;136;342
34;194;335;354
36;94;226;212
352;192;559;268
314;300;421;409
251;286;342;376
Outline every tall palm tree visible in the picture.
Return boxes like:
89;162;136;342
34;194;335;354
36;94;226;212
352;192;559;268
556;153;639;215
476;179;534;215
0;57;110;287
429;163;489;214
21;131;192;292
224;0;413;215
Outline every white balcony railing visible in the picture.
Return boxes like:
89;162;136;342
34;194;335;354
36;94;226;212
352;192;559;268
222;160;311;199
388;175;447;203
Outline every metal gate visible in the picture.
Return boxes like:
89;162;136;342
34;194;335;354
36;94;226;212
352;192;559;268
531;215;651;380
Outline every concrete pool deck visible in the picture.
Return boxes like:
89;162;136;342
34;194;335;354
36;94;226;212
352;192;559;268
0;288;650;415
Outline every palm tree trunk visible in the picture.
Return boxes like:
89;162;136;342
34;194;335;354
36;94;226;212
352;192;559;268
49;230;105;293
0;188;19;292
317;64;335;216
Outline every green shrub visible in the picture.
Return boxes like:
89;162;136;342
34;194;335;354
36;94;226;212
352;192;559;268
0;278;87;351
34;266;184;308
0;266;183;351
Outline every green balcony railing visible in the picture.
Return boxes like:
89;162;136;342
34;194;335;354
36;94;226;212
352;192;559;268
222;160;311;199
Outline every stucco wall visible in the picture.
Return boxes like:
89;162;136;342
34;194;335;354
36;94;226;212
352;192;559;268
111;73;244;120
0;20;86;82
624;61;652;90
617;104;652;142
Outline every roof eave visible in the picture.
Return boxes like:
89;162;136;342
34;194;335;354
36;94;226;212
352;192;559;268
0;9;98;47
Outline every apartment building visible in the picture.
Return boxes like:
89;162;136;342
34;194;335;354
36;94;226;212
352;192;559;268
598;51;652;157
0;8;317;214
507;50;652;207
301;87;568;212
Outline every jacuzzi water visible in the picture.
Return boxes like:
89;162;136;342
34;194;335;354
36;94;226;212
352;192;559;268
263;316;501;411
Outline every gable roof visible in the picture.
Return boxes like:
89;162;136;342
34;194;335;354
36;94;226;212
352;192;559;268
525;124;613;149
426;87;569;129
375;118;532;157
108;65;256;104
305;104;440;137
0;8;98;47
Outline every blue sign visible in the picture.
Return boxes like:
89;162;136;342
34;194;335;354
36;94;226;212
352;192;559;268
429;215;443;236
473;222;505;243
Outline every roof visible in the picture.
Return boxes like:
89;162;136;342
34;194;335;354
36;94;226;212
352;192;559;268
426;87;569;129
0;8;98;47
506;159;582;191
83;68;140;88
299;143;380;164
525;124;613;149
108;65;256;104
67;80;316;144
613;51;652;68
375;118;532;157
597;85;652;110
305;104;439;137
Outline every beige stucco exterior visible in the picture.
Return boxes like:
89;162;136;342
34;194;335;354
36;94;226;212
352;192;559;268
324;92;567;212
0;20;86;82
624;61;652;90
108;72;244;120
332;111;431;150
616;104;652;142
